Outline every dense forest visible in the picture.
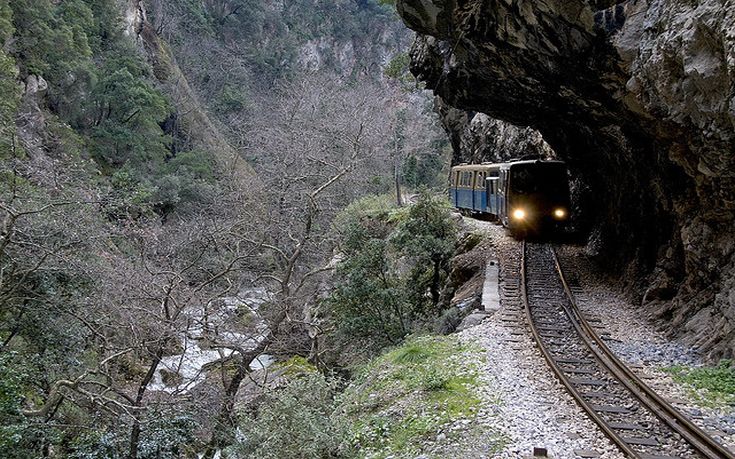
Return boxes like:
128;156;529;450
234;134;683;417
0;0;460;457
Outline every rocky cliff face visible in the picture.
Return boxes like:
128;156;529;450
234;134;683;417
435;97;553;164
397;0;735;358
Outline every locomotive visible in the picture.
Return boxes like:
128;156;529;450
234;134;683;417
450;159;571;234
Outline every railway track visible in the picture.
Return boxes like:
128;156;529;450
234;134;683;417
520;241;735;459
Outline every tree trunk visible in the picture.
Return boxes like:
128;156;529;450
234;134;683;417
430;257;441;306
394;159;403;207
127;347;164;459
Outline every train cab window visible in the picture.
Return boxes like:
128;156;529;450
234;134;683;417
510;164;568;196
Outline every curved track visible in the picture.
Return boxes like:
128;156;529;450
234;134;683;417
521;241;735;459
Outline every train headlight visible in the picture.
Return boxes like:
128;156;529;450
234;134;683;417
553;208;567;219
512;208;526;220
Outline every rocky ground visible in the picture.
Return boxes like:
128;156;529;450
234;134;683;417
397;0;735;359
557;244;735;452
449;216;735;458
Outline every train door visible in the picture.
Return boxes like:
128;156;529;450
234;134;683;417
498;169;508;225
486;177;499;216
450;170;458;206
458;171;473;209
474;171;485;212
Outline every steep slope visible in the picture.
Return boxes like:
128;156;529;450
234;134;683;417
397;0;735;357
123;1;252;178
145;0;412;142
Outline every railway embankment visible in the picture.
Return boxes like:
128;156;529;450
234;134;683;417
452;217;735;457
396;0;735;359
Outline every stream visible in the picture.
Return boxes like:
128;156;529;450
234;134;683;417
148;288;274;394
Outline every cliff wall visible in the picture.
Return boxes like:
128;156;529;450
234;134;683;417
397;0;735;358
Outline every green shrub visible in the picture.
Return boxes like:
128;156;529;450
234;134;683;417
384;52;413;84
0;2;18;156
69;431;123;459
216;85;249;113
328;235;410;345
342;336;493;457
235;374;354;459
391;191;457;309
663;360;735;406
0;353;27;454
391;341;436;364
328;192;457;350
69;414;195;459
0;50;19;157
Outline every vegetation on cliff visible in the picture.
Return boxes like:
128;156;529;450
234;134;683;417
233;335;497;459
328;193;457;350
0;0;457;457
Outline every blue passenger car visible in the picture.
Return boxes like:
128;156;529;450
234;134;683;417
450;164;495;214
450;160;570;234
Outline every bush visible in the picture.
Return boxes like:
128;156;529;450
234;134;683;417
384;52;413;84
235;373;353;459
69;414;196;459
391;191;457;310
0;50;19;157
331;193;398;236
0;354;27;455
327;192;458;350
0;5;18;157
328;234;410;346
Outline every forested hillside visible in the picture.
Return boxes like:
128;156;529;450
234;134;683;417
0;0;453;457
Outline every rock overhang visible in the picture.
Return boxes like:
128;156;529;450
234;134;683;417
397;0;735;358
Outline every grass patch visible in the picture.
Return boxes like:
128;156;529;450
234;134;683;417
662;360;735;407
276;355;318;376
340;335;502;458
391;342;437;364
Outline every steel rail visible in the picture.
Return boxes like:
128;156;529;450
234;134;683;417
549;245;735;459
520;241;641;458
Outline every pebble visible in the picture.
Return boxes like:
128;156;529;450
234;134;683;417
441;218;735;458
457;220;623;459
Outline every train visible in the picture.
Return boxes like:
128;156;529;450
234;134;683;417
449;159;571;234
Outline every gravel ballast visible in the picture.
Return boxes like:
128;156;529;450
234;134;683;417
556;244;735;452
451;217;735;458
457;219;622;459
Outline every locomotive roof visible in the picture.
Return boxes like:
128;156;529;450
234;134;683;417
452;159;565;171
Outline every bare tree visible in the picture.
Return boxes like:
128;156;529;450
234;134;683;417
199;74;393;456
382;87;447;206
